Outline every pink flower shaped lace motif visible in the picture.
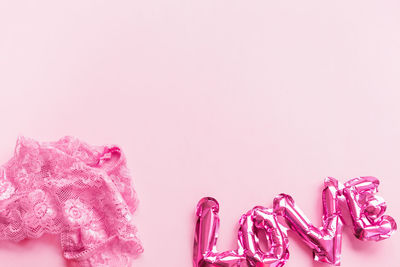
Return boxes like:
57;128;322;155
21;189;60;237
0;136;143;266
64;199;92;227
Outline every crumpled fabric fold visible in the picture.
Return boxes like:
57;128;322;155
0;136;143;266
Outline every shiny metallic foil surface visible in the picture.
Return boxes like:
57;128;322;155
193;177;396;267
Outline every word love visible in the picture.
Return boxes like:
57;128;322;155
193;177;396;267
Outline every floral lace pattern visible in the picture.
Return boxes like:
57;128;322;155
0;136;143;266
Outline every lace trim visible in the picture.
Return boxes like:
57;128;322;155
0;136;143;266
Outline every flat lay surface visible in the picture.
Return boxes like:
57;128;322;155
1;0;400;266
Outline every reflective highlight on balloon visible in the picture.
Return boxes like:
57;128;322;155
193;177;396;266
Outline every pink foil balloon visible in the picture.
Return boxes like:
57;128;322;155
193;177;396;267
342;177;397;241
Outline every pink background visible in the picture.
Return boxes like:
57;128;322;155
1;1;400;266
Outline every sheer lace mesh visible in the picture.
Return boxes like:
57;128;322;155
0;136;143;266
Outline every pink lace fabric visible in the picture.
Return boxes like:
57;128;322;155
0;136;143;266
